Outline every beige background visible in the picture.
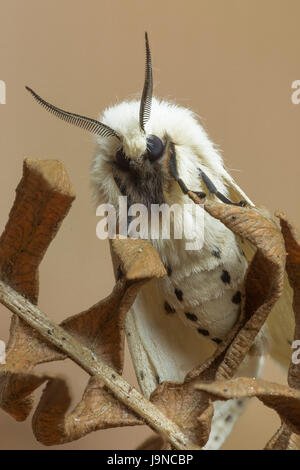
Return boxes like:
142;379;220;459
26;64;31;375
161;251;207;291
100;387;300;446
0;0;299;450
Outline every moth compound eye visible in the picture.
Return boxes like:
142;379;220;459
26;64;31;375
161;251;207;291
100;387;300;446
146;135;164;161
115;147;131;171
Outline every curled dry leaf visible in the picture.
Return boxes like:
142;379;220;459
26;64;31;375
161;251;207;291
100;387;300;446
200;199;285;381
1;158;299;450
146;196;286;450
196;378;300;437
271;213;300;450
180;196;285;385
32;376;142;445
2;159;192;448
0;277;199;449
192;204;300;450
33;237;166;445
264;423;300;450
0;159;75;420
111;236;166;281
277;213;300;390
0;372;48;422
150;381;213;449
61;271;153;375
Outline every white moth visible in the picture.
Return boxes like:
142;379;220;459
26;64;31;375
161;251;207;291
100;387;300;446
26;33;294;449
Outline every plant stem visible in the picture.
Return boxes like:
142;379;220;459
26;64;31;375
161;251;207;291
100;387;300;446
0;279;200;450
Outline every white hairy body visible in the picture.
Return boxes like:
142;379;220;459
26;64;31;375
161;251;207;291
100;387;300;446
91;98;266;449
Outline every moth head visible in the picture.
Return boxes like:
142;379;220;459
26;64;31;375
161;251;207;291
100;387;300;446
26;33;228;208
26;34;165;162
26;33;171;205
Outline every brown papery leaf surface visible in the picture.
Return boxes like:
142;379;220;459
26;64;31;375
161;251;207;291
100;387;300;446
0;159;161;445
194;202;300;450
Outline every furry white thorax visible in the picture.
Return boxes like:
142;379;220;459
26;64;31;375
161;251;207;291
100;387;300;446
91;98;237;264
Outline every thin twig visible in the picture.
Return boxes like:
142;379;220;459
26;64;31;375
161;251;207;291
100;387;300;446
0;279;201;450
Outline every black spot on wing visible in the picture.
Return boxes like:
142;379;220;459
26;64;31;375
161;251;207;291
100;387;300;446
116;265;123;281
175;288;183;301
164;301;176;314
221;270;231;284
163;263;172;276
232;291;242;304
198;328;210;336
185;312;198;322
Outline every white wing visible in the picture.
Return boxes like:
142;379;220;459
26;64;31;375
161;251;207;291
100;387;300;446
126;279;263;450
126;279;215;396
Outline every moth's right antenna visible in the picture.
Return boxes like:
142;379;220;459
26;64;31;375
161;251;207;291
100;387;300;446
139;32;153;133
25;86;121;140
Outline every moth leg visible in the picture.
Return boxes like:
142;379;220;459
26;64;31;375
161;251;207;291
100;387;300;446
199;167;247;207
169;142;206;200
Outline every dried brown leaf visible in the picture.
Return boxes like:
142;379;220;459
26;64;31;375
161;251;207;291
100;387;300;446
0;372;47;421
196;378;300;435
278;213;300;390
30;237;166;445
265;423;300;450
264;213;300;450
111;236;166;281
62;278;145;374
2;159;299;451
187;200;285;382
0;159;168;445
150;381;213;449
0;159;75;419
33;377;143;445
193;209;300;450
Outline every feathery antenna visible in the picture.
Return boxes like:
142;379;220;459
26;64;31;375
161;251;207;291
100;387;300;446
25;86;120;140
139;32;153;133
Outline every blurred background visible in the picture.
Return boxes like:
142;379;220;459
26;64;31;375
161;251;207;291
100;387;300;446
0;0;299;450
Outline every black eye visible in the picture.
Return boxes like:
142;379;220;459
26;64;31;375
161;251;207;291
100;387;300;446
146;135;164;161
115;147;130;171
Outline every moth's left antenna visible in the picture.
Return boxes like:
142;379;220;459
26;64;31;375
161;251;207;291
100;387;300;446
139;32;153;133
25;86;120;140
